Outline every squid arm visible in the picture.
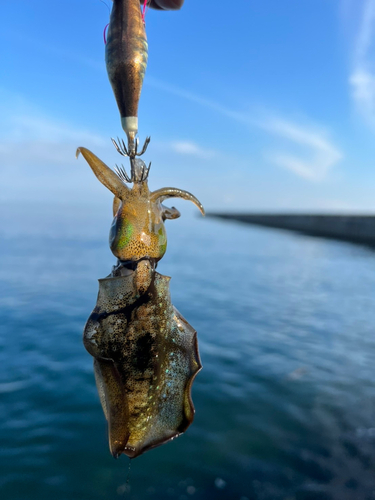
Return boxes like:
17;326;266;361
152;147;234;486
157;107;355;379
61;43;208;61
150;188;205;216
76;147;129;199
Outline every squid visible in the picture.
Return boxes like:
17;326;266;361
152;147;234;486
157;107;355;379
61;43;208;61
77;144;204;458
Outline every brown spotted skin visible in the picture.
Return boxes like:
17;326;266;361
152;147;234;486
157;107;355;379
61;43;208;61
83;261;202;458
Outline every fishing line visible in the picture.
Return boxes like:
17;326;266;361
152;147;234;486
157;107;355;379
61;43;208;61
100;0;111;45
103;23;109;44
141;0;151;23
99;0;111;15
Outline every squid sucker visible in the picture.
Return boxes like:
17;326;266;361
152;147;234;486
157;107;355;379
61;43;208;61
77;144;204;458
106;0;148;154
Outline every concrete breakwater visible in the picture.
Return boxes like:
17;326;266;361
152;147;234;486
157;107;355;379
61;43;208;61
208;213;375;245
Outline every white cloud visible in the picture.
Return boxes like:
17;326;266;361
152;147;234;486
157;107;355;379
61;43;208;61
0;93;224;205
7;114;105;145
349;0;375;125
0;94;112;203
350;68;375;123
260;118;342;181
148;78;342;181
146;76;250;125
0;112;106;169
170;140;216;159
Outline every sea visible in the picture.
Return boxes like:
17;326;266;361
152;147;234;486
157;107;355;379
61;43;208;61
1;202;375;500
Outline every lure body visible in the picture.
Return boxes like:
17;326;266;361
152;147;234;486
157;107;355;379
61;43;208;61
77;146;204;458
106;0;148;152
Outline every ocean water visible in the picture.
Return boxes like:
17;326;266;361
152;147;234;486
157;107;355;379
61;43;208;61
1;202;375;500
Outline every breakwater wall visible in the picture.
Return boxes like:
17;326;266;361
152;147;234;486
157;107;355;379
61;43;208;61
208;213;375;245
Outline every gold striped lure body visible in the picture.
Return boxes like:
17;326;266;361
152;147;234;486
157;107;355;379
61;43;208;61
106;0;148;154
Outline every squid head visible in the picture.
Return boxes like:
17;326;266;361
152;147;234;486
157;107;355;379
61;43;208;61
76;143;204;263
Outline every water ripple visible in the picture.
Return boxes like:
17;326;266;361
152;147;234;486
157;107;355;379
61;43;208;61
1;206;375;499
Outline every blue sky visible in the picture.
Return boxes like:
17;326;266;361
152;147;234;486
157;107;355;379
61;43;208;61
2;0;375;212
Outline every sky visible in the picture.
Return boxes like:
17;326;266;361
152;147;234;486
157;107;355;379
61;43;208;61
2;0;375;212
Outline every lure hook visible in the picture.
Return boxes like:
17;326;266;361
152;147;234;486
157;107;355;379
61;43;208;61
111;136;151;159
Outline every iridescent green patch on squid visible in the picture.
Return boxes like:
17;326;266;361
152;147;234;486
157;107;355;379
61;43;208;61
157;227;167;258
110;217;134;251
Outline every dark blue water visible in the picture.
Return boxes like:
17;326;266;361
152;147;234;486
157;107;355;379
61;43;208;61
1;202;375;500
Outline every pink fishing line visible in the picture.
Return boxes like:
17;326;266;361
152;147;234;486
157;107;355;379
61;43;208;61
103;23;109;44
141;0;150;22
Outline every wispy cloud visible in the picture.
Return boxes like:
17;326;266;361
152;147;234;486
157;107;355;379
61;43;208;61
260;118;343;181
2;34;342;182
0;87;106;147
5;114;106;146
146;77;251;125
170;140;216;159
349;0;375;125
148;78;342;181
0;93;111;202
0;112;106;169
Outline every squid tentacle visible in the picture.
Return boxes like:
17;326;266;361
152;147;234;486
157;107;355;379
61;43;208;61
150;188;205;216
76;147;129;199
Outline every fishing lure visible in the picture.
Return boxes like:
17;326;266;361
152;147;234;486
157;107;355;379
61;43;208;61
77;0;203;458
106;0;149;156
